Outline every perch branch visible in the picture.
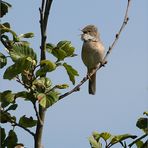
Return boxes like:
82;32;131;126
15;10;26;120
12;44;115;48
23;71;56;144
59;0;132;100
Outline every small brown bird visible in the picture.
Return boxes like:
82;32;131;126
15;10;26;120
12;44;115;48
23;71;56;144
81;25;105;95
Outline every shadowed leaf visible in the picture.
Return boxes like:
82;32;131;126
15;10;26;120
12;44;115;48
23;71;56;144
0;52;7;68
19;115;37;128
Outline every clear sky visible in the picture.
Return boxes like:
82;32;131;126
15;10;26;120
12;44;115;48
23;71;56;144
1;0;148;148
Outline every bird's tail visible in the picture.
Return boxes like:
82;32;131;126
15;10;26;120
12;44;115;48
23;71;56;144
88;72;96;95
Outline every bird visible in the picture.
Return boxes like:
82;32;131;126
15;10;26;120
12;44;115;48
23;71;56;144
81;25;105;95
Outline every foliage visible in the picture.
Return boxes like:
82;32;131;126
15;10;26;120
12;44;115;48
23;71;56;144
89;112;148;148
0;1;78;147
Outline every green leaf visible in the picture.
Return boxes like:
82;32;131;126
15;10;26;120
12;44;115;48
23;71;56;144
92;131;101;142
135;140;144;148
32;77;52;93
143;111;148;116
0;127;6;143
0;52;7;68
50;40;75;61
10;44;37;62
36;60;56;77
19;32;34;38
100;132;112;141
63;63;79;85
6;104;18;111
38;91;59;108
46;43;55;53
89;136;102;148
55;84;69;89
19;115;37;128
3;57;34;80
57;40;75;57
136;118;148;133
4;130;18;148
0;90;15;108
38;93;47;108
46;91;59;106
0;1;12;18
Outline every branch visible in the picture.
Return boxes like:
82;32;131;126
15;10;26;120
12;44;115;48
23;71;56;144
128;133;148;147
59;0;132;100
12;121;35;137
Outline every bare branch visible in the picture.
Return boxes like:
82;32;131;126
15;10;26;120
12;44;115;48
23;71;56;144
59;0;132;100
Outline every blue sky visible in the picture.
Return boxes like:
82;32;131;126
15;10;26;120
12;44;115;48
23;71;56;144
1;0;148;147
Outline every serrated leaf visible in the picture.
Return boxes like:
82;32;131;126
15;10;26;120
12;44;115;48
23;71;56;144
19;115;37;128
0;1;12;18
50;40;75;61
63;63;79;85
38;91;59;108
89;136;102;148
0;52;7;68
100;132;111;141
4;130;18;148
10;44;37;62
3;57;34;80
57;40;75;57
46;91;59;106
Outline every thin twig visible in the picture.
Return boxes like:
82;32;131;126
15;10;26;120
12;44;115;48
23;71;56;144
128;133;148;147
33;102;43;125
59;0;132;100
12;121;35;137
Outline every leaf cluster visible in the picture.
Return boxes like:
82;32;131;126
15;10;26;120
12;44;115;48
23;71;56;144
89;112;148;148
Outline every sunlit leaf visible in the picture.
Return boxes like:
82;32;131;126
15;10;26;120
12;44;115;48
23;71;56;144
63;62;79;85
100;132;111;141
49;40;75;61
38;93;47;108
32;77;52;93
0;52;7;68
36;60;56;77
10;44;37;62
55;84;69;89
19;32;34;38
3;57;33;80
19;115;37;128
92;131;101;142
89;136;102;148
